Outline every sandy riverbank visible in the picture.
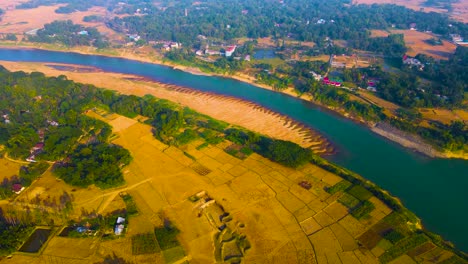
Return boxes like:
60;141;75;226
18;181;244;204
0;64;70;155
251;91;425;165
0;60;333;154
371;123;468;159
0;44;466;159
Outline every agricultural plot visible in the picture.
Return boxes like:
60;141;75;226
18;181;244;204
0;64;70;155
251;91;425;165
0;158;21;181
2;111;463;264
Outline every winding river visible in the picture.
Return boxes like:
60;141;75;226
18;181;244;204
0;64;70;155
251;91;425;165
0;48;467;251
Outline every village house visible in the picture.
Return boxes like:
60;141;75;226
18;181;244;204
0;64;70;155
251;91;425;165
403;54;424;70
114;217;125;235
310;71;322;81
225;45;236;57
12;184;25;194
128;34;141;42
322;77;342;87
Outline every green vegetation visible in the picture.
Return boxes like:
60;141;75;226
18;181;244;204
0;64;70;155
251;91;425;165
338;193;361;209
379;234;429;263
131;233;160;255
163;246;185;264
383;229;405;244
54;143;131;188
326;180;352;194
225;128;313;167
347;185;373;201
28;20;108;48
121;193;138;216
351;200;375;219
0;222;34;255
154;221;181;250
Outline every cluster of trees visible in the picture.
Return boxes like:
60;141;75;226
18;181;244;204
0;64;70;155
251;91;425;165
54;143;131;188
16;0;106;13
225;128;314;168
28;20;108;48
106;0;466;46
0;69;127;188
348;34;407;58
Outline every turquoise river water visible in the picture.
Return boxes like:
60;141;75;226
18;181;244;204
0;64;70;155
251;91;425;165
0;48;466;251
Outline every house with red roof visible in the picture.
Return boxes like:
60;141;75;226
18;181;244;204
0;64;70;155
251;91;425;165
225;45;236;57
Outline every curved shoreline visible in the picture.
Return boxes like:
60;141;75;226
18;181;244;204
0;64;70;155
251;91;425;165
0;60;334;154
0;44;466;160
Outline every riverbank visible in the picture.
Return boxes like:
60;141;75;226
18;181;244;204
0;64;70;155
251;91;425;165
0;60;333;154
0;43;466;159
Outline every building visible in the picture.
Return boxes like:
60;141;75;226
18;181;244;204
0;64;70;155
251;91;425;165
114;217;125;235
225;45;236;57
403;54;424;70
77;30;88;36
12;184;25;194
322;77;341;87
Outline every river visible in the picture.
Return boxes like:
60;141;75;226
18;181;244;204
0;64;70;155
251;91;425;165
0;48;466;251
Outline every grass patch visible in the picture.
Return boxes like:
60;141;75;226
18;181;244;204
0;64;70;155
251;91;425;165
163;246;185;264
154;223;181;250
382;229;405;244
121;193;138;216
338;192;361;209
326;180;352;194
183;151;196;161
347;185;373;201
377;239;394;251
188;195;200;202
351;200;375;219
196;142;209;150
132;233;161;255
175;129;199;146
379;234;429;263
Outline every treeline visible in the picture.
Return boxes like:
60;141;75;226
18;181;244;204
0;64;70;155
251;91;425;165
16;0;106;13
0;69;127;188
347;34;407;58
28;20;108;48
107;0;467;45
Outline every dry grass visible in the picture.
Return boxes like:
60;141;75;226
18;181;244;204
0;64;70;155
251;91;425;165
0;157;21;181
358;90;400;116
332;54;375;68
0;5;123;42
419;108;468;125
370;29;390;38
353;0;468;23
391;30;457;60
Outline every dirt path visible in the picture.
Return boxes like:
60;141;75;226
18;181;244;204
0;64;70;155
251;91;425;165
76;177;153;212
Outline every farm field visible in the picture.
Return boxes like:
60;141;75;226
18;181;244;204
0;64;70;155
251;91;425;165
353;0;468;23
2;110;462;263
370;29;457;60
0;157;21;181
0;4;122;42
419;108;468;125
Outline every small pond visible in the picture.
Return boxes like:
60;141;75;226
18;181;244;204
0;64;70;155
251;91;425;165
19;228;51;253
253;49;277;59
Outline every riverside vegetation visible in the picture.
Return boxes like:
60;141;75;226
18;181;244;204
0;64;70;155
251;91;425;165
5;0;467;154
0;66;467;262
